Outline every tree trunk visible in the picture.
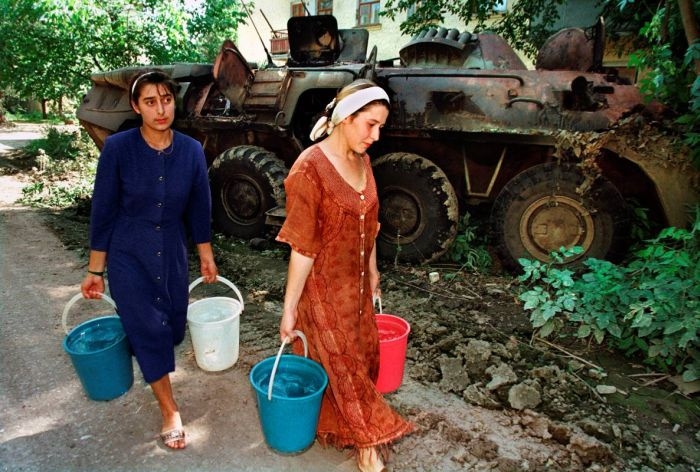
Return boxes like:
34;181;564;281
41;99;47;119
677;0;699;74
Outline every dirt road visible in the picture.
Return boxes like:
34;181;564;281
0;173;573;472
0;158;356;471
0;130;574;472
1;124;698;471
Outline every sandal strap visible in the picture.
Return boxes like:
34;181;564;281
160;428;185;444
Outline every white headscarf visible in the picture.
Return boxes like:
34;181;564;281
309;86;390;141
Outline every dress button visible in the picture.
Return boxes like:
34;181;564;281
156;297;162;302
155;225;161;231
156;202;163;207
360;233;365;238
156;276;161;281
360;214;365;220
162;320;167;326
361;271;365;276
158;176;164;182
360;194;365;200
157;251;162;256
360;251;365;256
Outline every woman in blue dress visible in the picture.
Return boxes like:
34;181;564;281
81;70;218;450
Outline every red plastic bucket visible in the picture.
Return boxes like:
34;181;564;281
375;313;410;393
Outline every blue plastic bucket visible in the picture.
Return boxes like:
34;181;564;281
62;293;134;401
249;331;328;454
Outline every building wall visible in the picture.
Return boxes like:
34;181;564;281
235;0;475;66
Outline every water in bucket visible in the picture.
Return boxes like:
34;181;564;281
258;369;324;398
65;321;126;353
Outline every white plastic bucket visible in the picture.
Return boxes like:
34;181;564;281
187;275;244;372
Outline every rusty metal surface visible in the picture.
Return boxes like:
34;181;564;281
213;40;254;112
287;15;340;66
399;27;477;67
377;68;641;134
473;33;528;70
535;28;595;71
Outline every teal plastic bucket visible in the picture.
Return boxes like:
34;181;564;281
249;331;328;454
62;293;134;401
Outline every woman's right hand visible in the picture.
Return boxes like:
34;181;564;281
279;308;298;343
81;274;105;299
82;250;108;299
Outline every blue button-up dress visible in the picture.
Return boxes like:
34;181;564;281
90;128;212;383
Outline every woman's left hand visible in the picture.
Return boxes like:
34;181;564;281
369;269;381;299
200;259;218;283
196;242;218;283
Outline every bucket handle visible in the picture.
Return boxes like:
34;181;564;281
373;295;383;314
188;275;245;312
267;330;308;401
62;292;118;335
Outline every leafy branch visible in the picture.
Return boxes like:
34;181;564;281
517;209;700;381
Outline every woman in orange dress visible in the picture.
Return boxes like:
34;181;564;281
277;79;412;472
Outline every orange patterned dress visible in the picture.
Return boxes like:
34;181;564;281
276;145;413;449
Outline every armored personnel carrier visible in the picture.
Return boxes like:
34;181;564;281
77;15;698;267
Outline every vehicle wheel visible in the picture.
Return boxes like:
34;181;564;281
491;162;629;268
372;153;459;263
209;146;287;239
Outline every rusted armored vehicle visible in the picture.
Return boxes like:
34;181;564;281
77;15;698;267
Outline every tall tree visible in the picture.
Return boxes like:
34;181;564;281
0;0;247;118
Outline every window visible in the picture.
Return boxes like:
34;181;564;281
493;0;507;13
317;0;332;15
291;2;305;17
358;0;380;26
407;1;422;18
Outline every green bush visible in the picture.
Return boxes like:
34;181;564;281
446;212;492;272
19;126;99;209
518;208;700;381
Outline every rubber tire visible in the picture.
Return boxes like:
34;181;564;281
209;146;287;239
372;153;459;263
491;162;630;269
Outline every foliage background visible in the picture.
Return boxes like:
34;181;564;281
0;0;246;114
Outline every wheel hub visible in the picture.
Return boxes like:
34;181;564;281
380;188;424;244
222;177;262;223
519;195;594;261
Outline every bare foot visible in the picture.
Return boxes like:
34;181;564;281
357;447;386;472
160;411;185;449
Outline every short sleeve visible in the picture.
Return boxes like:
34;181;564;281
276;162;322;258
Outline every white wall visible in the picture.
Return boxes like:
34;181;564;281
235;1;474;66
